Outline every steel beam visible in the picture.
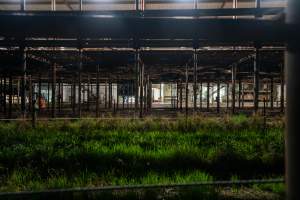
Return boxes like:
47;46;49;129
217;78;220;113
20;46;26;118
207;82;210;111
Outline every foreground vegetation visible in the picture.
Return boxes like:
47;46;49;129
0;115;285;199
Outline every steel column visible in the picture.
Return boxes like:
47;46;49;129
270;76;274;109
78;49;82;117
217;79;220;113
280;64;285;113
207;82;210;111
232;65;237;114
8;76;12;119
193;49;198;112
51;64;56;118
96;65;100;117
286;0;300;199
254;47;260;114
20;46;26;118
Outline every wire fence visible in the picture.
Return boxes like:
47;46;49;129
0;178;284;199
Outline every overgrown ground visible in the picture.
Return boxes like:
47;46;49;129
0;115;285;199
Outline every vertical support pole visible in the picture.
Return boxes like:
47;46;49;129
217;79;220;114
79;0;83;11
193;49;198;113
72;74;76;116
199;81;202;110
285;1;300;199
148;76;152;111
38;74;42;110
47;77;50;112
242;81;245;108
105;80;108;109
238;78;242;109
280;64;285;113
180;79;183;110
96;65;100;117
20;46;26;118
0;77;2;113
270;76;274;110
78;49;82;118
87;75;90;111
254;47;260;114
109;81;112;109
21;0;26;11
139;64;144;118
207;82;210;111
28;76;32;113
232;65;237;114
135;49;140;114
8;76;12;119
226;82;229;110
117;81;119;111
58;78;61;114
185;65;189;116
51;64;56;118
51;0;56;11
3;77;6;115
176;81;179;109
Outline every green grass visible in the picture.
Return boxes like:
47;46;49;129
0;115;285;199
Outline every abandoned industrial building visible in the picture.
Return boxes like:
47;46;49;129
0;0;288;119
0;0;300;199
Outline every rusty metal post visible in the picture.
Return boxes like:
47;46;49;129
185;64;189;116
199;81;202;110
270;76;274;110
280;64;285;113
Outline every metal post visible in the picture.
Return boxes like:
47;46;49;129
193;49;198;112
87;76;90;111
58;78;61;114
226;82;229;110
109;81;112;109
238;78;242;109
51;0;56;11
254;47;260;114
270;76;274;110
207;82;210;111
185;65;189;116
232;65;237;114
3;77;6;115
139;64;144;118
0;77;2;113
217;79;220;114
38;74;42;110
105;80;108;109
78;49;82;118
135;49;140;113
51;64;56;118
96;65;100;117
199;81;202;110
79;0;83;11
8;76;12;119
286;0;300;199
280;64;285;113
21;0;26;11
20;46;26;118
180;80;183;110
135;0;139;11
72;75;76;116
